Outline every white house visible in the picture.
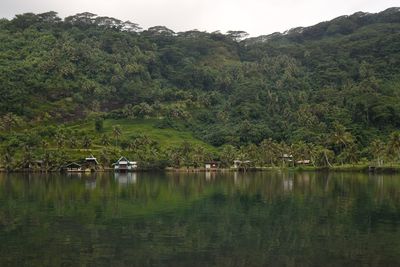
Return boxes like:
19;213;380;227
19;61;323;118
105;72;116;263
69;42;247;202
112;157;137;172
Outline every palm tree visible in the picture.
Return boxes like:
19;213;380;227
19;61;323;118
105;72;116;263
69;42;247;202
82;135;92;149
369;139;386;166
41;139;49;150
127;141;135;151
69;136;78;148
219;145;237;168
21;145;33;169
329;123;354;162
308;143;318;167
112;125;122;146
0;113;22;132
168;147;183;168
55;133;65;149
2;146;14;172
180;141;193;167
259;138;278;167
243;144;260;167
101;134;110;146
190;146;208;168
315;146;334;167
99;148;111;167
291;141;309;167
388;131;400;163
340;143;360;165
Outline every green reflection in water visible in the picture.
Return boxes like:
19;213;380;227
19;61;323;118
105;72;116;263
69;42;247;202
0;172;400;266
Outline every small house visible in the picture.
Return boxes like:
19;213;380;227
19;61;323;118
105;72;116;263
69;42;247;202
281;154;293;161
63;162;82;172
113;157;137;172
205;161;219;171
85;155;99;170
296;159;311;165
280;154;294;166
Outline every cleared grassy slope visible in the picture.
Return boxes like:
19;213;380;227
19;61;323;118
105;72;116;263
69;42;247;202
68;118;213;148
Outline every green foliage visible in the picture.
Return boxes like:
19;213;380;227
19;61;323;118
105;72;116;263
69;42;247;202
94;118;104;132
1;9;400;169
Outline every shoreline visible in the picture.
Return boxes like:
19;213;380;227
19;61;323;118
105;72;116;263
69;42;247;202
2;165;400;174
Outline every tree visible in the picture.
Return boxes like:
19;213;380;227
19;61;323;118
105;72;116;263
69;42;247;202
339;143;360;165
133;103;154;118
146;26;175;36
65;12;97;26
95;119;104;132
0;113;23;132
2;146;14;172
82;135;92;149
10;13;39;29
226;30;249;42
388;131;400;163
314;146;334;167
101;134;111;146
112;125;122;146
329;122;354;163
219;145;237;168
69;136;78;148
55;133;65;149
291;141;309;166
21;144;34;169
369;139;386;166
259;138;281;166
38;11;61;23
190;146;212;168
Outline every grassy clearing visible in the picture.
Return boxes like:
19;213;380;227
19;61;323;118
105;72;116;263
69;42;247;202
68;118;214;149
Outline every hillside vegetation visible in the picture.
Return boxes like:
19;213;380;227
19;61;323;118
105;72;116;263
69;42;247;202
1;9;400;169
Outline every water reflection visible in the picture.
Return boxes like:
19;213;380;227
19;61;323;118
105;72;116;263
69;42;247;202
114;172;137;186
0;171;400;266
85;179;96;190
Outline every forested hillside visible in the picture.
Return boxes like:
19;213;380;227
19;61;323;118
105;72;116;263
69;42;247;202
1;8;400;169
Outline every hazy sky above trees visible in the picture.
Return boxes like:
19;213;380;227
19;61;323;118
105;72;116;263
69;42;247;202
1;0;398;36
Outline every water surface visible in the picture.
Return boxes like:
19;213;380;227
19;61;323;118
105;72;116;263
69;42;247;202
1;171;400;266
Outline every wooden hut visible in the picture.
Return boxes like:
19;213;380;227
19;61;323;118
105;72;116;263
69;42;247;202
113;157;137;172
63;162;83;172
84;155;100;171
205;161;219;171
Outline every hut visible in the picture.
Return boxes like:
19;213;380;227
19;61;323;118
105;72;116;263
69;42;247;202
205;161;219;171
113;157;137;172
296;159;311;165
63;162;83;172
84;155;100;171
280;154;294;166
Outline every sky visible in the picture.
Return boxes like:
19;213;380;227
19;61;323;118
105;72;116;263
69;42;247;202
0;0;399;36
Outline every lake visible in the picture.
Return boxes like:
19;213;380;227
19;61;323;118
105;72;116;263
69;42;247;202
0;171;400;266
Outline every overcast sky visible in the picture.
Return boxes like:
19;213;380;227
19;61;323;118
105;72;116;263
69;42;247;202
0;0;399;36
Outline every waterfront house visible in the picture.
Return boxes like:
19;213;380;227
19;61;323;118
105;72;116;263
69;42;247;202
205;161;219;171
113;157;137;172
84;155;100;171
63;162;82;172
280;154;294;166
281;154;293;161
296;159;311;165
